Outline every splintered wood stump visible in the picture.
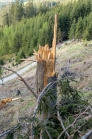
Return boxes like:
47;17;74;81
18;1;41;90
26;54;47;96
35;14;58;95
34;14;58;115
35;15;57;90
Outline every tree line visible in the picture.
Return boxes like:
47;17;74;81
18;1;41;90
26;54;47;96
3;0;58;26
0;0;92;64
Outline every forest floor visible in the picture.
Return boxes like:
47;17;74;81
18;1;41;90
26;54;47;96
0;40;92;137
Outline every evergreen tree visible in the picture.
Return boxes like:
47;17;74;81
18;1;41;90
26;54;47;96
69;19;76;39
3;13;10;26
24;0;34;18
38;21;48;45
75;17;83;40
9;0;24;24
9;2;16;24
15;0;24;21
83;29;90;40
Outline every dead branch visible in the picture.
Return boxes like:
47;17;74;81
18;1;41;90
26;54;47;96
57;105;91;139
0;123;18;138
0;113;21;138
33;81;56;117
0;115;34;139
73;112;90;117
57;111;70;138
0;66;37;99
71;121;87;139
40;130;43;139
45;128;52;139
81;130;92;139
35;125;52;139
84;115;92;121
31;122;34;139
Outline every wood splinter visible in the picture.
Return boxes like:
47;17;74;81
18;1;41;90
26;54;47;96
0;97;21;109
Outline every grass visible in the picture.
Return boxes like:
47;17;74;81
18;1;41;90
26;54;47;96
57;40;92;91
57;40;92;61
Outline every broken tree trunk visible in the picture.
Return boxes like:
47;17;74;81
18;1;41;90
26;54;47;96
35;14;57;93
34;14;58;113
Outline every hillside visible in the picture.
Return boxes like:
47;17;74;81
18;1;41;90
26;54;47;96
0;40;92;138
57;40;92;92
0;0;92;137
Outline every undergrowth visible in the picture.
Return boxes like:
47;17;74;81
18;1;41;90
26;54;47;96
5;79;91;139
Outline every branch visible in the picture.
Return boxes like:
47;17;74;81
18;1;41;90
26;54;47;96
57;111;70;138
57;105;91;139
33;81;56;117
0;123;18;138
70;121;87;139
45;129;52;139
40;130;43;139
0;114;21;138
31;81;57;139
81;130;92;139
31;122;34;139
0;66;37;99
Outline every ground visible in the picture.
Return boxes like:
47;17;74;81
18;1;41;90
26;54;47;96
0;40;92;137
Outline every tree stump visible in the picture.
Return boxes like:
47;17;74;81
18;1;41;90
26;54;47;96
34;14;58;116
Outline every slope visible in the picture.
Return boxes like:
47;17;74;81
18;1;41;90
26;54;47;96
0;40;92;137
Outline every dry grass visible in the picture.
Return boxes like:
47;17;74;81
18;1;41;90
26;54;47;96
56;40;92;92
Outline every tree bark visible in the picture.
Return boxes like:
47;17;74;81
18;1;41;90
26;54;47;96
36;61;57;105
36;60;57;118
36;61;46;96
